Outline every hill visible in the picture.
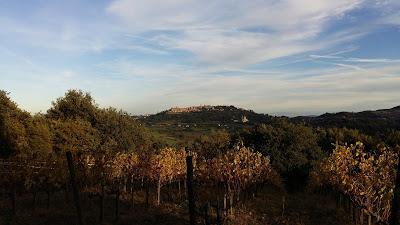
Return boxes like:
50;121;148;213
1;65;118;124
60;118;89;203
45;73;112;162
142;105;271;127
292;105;400;135
141;104;400;144
140;105;272;145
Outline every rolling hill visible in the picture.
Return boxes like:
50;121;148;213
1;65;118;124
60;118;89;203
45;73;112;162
140;105;400;144
292;106;400;135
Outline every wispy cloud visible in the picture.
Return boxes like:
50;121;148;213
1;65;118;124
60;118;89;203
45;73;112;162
1;0;400;115
107;0;368;66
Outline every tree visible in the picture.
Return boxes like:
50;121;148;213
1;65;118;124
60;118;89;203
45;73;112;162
95;108;151;153
192;129;231;159
242;118;323;190
50;119;100;154
386;130;400;147
47;89;98;123
316;127;379;153
47;90;151;154
26;114;53;155
0;90;30;157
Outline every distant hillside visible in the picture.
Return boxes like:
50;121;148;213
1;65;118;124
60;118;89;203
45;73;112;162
140;105;400;145
140;106;271;145
293;106;400;135
142;105;271;128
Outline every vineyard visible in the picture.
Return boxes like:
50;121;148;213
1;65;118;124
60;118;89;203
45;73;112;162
2;142;400;225
309;142;400;225
0;145;283;225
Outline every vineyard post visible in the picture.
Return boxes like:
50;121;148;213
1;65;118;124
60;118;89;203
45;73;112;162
115;187;120;221
223;194;227;216
157;177;161;206
145;181;150;207
204;202;210;225
130;176;134;209
178;179;181;200
390;156;400;225
66;151;85;225
64;186;70;204
360;209;364;225
229;194;233;215
350;202;354;224
46;190;50;209
32;192;37;210
186;155;196;225
10;190;16;216
216;198;222;225
100;185;104;223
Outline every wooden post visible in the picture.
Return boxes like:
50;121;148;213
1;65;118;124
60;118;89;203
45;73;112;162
186;155;196;225
145;181;150;207
130;176;134;209
184;178;187;199
66;151;85;225
115;188;120;221
64;187;70;203
361;209;364;225
350;202;354;224
391;157;400;225
10;191;16;216
131;186;135;209
99;185;104;223
157;177;161;206
229;193;233;215
368;214;372;225
204;202;210;225
216;198;222;225
46;191;50;209
178;179;181;200
32;192;37;210
223;194;227;216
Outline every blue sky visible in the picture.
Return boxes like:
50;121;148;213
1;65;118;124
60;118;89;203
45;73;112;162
1;0;400;116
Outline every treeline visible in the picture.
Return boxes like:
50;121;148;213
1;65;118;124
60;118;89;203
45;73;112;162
191;119;400;190
292;107;400;137
2;89;399;191
0;90;151;158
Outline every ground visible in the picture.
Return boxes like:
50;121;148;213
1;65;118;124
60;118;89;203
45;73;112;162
0;185;352;225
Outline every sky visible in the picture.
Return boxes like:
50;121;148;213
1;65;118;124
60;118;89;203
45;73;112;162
0;0;400;116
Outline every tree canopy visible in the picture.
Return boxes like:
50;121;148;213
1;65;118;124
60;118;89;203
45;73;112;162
0;89;151;158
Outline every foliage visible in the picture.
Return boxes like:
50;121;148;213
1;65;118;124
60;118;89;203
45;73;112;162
47;89;98;123
95;107;151;153
316;127;380;153
309;142;399;222
242;118;323;175
50;119;100;154
0;89;151;157
292;106;400;136
198;145;283;192
192;129;231;159
0;91;30;157
26;114;53;155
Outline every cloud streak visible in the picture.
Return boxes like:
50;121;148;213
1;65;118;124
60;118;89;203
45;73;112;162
1;0;400;115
